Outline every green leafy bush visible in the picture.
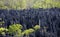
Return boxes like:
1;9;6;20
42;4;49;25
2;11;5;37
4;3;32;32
0;22;40;37
8;24;40;37
34;25;40;30
0;27;8;36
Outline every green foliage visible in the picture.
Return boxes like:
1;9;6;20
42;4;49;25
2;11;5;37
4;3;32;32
8;24;22;34
8;24;40;37
8;24;34;37
20;0;27;9
0;27;8;32
0;18;7;36
0;27;8;36
22;28;34;35
34;25;40;30
0;18;41;37
0;0;60;9
0;22;40;37
0;0;27;10
8;24;23;37
32;0;60;9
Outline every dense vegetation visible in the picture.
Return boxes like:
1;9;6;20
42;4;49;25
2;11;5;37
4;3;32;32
0;0;60;9
0;0;60;37
0;22;40;37
0;8;60;37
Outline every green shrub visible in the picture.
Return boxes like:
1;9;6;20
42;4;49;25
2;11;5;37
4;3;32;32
34;25;40;30
8;24;40;37
0;22;41;37
0;27;8;36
